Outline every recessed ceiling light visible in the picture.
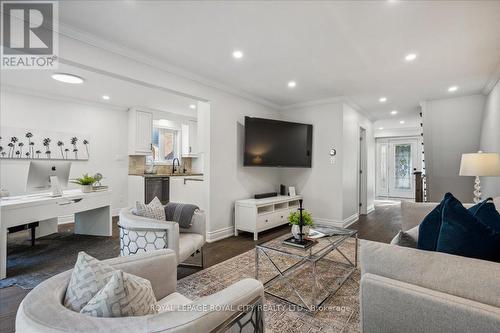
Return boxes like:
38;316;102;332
287;81;297;88
102;95;110;100
404;53;417;62
391;110;398;115
400;120;405;124
189;104;196;109
448;86;458;92
232;50;243;59
378;127;384;130
379;97;387;103
51;73;84;84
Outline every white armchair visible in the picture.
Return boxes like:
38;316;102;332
16;250;265;333
118;207;206;266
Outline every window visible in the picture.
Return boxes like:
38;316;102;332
150;126;180;164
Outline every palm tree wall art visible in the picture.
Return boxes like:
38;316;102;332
0;131;90;161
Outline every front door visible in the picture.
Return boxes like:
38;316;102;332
376;138;420;199
388;139;418;198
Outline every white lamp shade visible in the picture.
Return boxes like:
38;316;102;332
459;153;500;176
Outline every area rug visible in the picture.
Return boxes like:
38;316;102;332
177;238;360;333
0;223;121;289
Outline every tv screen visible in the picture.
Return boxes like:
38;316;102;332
244;117;313;167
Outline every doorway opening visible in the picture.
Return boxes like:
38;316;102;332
358;127;368;215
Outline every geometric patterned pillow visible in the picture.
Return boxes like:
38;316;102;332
63;252;116;312
80;270;158;317
135;197;166;221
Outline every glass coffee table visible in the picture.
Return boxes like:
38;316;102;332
255;226;358;312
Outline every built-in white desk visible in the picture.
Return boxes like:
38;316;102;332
0;189;112;279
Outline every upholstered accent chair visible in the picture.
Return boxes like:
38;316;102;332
16;250;265;333
118;207;205;266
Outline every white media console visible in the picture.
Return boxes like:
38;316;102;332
235;195;302;240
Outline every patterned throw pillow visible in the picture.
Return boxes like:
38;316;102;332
135;197;166;221
63;252;116;312
80;270;158;317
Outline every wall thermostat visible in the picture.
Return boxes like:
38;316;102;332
330;148;336;165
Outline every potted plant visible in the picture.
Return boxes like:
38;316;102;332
70;173;96;193
288;209;313;239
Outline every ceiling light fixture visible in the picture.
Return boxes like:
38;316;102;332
287;81;297;88
102;95;110;100
400;120;405;124
51;73;84;84
391;110;398;115
189;104;196;109
379;97;387;103
404;53;417;62
232;50;243;59
378;127;384;130
448;86;458;92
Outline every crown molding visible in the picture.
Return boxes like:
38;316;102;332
483;60;500;95
280;96;347;110
56;22;282;111
1;84;127;112
280;96;374;121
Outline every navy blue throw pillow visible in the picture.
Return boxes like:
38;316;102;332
470;199;500;234
436;194;500;263
417;197;446;251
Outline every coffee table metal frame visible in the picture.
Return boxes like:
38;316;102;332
255;226;358;312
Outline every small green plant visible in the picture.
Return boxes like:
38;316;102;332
288;210;313;226
70;173;96;186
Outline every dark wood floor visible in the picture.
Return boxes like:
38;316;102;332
0;201;401;333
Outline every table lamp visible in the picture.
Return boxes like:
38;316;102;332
459;151;500;203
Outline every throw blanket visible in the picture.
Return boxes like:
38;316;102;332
164;202;199;228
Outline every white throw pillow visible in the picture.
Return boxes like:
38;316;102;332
136;197;166;221
80;270;158;317
63;252;115;312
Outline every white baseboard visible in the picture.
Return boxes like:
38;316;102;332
206;226;234;243
342;213;359;228
313;217;344;228
366;204;375;214
57;208;120;225
313;213;359;229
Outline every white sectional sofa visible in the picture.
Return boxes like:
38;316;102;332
360;198;500;333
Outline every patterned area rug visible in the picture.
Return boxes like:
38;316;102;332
177;238;360;333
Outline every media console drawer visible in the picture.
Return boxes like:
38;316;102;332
235;195;302;241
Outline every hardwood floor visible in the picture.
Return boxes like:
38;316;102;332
0;201;401;333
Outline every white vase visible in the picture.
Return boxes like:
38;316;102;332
292;224;310;239
81;185;93;193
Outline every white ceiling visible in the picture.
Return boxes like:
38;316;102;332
5;1;500;122
1;63;199;117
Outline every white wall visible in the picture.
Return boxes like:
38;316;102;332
0;90;129;214
480;81;500;197
422;94;486;202
342;104;375;220
279;102;375;226
279;103;345;223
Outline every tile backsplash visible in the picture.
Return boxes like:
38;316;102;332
128;155;193;175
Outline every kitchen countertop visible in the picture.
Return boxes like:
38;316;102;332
128;173;203;178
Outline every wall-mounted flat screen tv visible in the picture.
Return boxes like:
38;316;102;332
244;116;313;167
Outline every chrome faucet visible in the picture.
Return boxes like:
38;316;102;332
172;157;180;174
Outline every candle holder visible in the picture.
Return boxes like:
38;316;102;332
283;199;316;249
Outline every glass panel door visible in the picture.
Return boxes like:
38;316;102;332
394;144;412;190
388;139;418;198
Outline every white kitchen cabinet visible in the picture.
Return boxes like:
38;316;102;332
128;108;153;155
181;120;198;157
169;176;205;209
